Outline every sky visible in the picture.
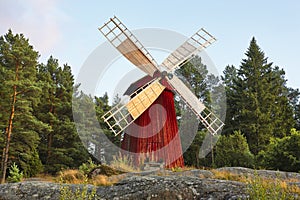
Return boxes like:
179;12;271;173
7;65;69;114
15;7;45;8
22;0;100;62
1;0;300;96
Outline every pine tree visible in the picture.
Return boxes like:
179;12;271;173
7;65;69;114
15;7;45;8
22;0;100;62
72;91;115;164
36;56;89;174
0;30;47;182
175;56;211;104
176;56;223;167
94;94;118;163
72;92;100;161
224;37;295;154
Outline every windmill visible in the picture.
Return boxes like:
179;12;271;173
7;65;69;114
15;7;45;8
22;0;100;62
99;16;224;168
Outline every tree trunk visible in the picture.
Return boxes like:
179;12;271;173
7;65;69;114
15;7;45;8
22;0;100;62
1;86;17;183
1;129;7;176
1;65;18;184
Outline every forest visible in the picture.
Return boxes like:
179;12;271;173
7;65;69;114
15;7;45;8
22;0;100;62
0;29;300;183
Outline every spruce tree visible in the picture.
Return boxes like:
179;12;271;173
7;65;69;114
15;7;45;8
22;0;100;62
221;65;239;135
296;104;300;130
224;37;295;154
287;88;300;130
0;30;46;182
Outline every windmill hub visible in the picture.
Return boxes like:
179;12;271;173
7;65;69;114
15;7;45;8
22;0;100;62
160;71;173;80
160;71;167;78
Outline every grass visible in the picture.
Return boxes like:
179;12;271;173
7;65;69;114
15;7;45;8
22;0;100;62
58;169;87;184
211;169;249;183
57;168;126;186
109;152;137;172
247;175;300;200
91;174;127;186
170;166;198;172
210;169;300;199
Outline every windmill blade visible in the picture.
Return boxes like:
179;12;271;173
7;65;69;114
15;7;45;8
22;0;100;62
102;79;165;136
167;76;224;135
126;79;165;120
99;16;159;76
102;102;132;136
161;28;216;72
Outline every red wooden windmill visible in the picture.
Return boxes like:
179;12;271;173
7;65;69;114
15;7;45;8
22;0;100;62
99;16;224;168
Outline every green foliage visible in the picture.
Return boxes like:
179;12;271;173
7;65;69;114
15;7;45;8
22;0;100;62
36;56;89;174
7;162;23;183
73;92;117;165
295;102;300;130
60;185;97;200
176;56;211;104
59;176;97;200
79;158;98;175
0;30;48;181
221;65;238;135
17;148;44;177
183;131;206;167
222;37;295;154
94;94;120;148
288;88;300;131
215;131;254;168
176;56;224;168
1;29;299;180
257;129;300;172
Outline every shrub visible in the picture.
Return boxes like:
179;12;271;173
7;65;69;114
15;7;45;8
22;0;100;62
257;129;300;172
59;177;97;200
79;158;98;175
7;162;23;183
215;131;254;168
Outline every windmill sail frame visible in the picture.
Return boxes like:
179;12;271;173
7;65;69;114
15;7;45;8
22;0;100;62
99;16;159;76
167;76;224;135
102;78;165;136
99;16;224;137
161;28;216;72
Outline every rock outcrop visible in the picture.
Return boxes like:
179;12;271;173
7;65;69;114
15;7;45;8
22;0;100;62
0;176;247;200
0;181;60;200
216;167;300;180
1;167;300;200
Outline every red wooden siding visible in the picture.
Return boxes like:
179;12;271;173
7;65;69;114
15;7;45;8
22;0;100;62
121;76;184;168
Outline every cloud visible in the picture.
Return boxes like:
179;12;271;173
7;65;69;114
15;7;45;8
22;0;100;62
0;0;68;57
